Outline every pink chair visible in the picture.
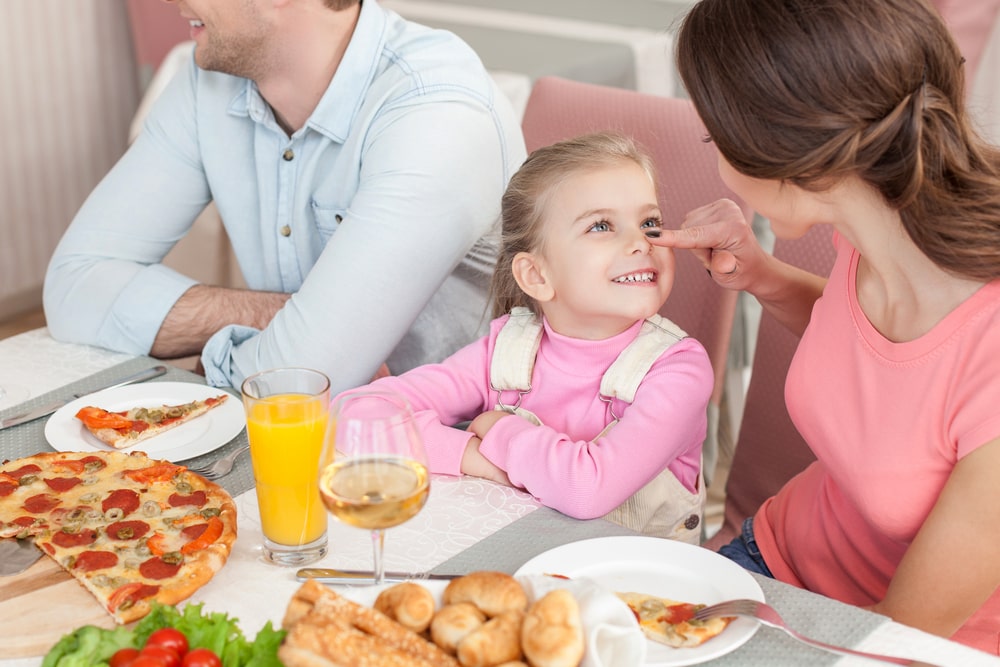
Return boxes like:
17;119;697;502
521;76;754;487
125;0;191;86
703;224;835;549
930;0;1000;83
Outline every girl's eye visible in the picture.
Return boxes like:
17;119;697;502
701;133;714;144
588;221;611;233
641;217;663;230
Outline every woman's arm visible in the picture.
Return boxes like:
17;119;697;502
872;436;1000;636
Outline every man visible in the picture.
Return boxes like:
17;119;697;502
43;0;526;391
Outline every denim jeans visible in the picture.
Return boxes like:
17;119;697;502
717;517;775;578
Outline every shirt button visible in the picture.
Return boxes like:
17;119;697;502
279;225;291;237
335;214;343;223
684;514;700;530
282;149;294;161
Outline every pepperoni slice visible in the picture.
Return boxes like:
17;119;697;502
139;557;182;580
5;464;42;479
169;491;207;508
181;523;209;541
105;520;150;541
0;481;16;497
23;494;61;514
72;550;119;573
51;528;99;549
102;489;140;516
78;455;106;471
44;477;82;492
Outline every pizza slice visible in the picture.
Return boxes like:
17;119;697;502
75;394;229;449
617;591;733;648
0;451;237;624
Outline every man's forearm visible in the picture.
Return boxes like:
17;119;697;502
150;284;291;359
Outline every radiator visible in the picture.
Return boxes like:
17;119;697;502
0;0;140;319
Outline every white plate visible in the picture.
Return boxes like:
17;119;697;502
514;536;764;666
44;382;245;462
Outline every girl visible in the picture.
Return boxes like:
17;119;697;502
335;132;713;541
656;0;1000;652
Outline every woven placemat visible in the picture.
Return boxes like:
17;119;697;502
0;357;254;498
431;507;889;665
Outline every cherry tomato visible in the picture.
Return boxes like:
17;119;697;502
146;628;189;658
139;645;181;667
109;647;140;667
181;648;223;667
130;656;170;667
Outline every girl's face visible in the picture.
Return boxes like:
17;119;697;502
528;162;675;340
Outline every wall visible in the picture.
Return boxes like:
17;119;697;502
0;1;140;320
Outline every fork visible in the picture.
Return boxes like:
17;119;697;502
187;444;250;480
694;599;930;665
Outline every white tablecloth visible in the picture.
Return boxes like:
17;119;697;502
1;329;998;667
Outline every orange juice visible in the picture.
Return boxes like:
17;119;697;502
246;393;328;546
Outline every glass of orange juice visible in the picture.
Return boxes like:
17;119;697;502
241;367;330;566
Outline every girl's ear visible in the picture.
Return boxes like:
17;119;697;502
512;251;555;302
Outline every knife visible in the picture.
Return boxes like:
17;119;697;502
296;568;459;585
0;365;169;431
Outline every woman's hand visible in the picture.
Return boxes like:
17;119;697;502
649;198;770;292
652;198;827;337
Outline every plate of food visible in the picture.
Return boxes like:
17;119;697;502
514;536;765;666
44;382;245;462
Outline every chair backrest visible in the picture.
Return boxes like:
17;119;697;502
125;0;191;87
521;77;753;414
703;224;835;549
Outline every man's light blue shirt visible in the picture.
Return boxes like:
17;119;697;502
44;1;526;390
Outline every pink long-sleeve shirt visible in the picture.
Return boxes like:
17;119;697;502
345;315;712;519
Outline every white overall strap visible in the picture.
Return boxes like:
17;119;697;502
599;313;687;405
489;306;543;394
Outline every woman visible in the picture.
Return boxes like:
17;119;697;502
654;0;1000;653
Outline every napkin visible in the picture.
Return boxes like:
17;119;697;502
518;574;647;667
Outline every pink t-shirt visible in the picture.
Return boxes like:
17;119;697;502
754;234;1000;653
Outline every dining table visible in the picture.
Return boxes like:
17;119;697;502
1;327;998;667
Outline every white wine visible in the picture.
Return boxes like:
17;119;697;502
319;456;429;530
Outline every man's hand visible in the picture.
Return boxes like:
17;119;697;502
151;285;291;359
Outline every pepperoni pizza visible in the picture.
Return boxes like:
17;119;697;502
0;450;236;624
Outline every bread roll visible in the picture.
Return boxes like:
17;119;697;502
443;572;528;617
520;589;584;667
376;582;437;633
456;609;525;667
431;602;487;654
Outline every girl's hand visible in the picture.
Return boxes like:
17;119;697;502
461;436;512;486
467;410;512;439
649;198;769;292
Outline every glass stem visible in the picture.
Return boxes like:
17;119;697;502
371;528;386;585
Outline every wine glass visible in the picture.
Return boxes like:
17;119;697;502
318;390;430;585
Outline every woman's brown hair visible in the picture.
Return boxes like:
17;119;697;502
676;0;1000;279
490;132;657;319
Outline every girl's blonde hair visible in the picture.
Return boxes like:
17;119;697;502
490;132;657;319
677;0;1000;280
